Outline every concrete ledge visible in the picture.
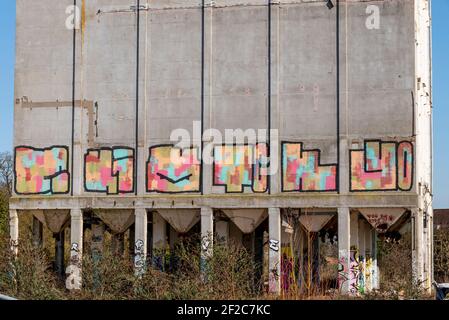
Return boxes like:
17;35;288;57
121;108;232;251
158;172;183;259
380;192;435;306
10;193;418;210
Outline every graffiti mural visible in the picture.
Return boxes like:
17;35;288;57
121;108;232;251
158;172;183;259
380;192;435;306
14;146;70;195
213;143;269;193
84;147;134;195
281;142;337;192
147;145;201;193
350;140;413;191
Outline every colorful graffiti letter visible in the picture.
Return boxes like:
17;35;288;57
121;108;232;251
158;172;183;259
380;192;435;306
147;145;200;193
350;140;413;191
397;142;413;190
281;142;337;192
213;143;268;193
14;146;70;195
84;147;134;195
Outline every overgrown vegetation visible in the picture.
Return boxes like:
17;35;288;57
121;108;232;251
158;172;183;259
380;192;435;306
0;233;261;300
0;227;442;300
434;229;449;283
365;233;427;300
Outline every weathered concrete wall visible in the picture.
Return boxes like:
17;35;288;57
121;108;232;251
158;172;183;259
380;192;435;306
13;0;426;200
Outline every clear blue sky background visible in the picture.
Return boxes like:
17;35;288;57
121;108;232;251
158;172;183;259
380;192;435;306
0;1;448;207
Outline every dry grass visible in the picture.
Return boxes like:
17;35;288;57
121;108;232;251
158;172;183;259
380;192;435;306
0;227;443;300
434;229;449;283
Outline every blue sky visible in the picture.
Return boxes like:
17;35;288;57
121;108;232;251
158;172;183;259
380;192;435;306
0;1;448;208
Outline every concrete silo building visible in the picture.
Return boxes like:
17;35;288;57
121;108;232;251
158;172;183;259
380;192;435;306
10;0;433;295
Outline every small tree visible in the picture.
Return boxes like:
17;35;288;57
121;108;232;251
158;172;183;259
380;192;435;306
0;152;13;195
0;152;13;236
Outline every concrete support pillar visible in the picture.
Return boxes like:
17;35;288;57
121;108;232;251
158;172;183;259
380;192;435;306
427;210;434;289
358;218;366;294
54;231;65;278
32;216;43;248
412;208;424;286
371;229;379;290
364;222;373;293
349;211;359;296
423;210;432;291
200;207;214;260
9;209;19;255
268;208;281;294
152;212;167;269
134;208;147;276
338;207;350;295
66;208;83;290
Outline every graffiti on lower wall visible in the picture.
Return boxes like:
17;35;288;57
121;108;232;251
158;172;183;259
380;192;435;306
213;143;269;193
281;246;295;293
350;140;413;191
358;254;365;294
84;147;134;195
14;146;70;195
147;145;201;193
349;248;363;295
281;142;337;192
338;255;349;292
365;213;396;233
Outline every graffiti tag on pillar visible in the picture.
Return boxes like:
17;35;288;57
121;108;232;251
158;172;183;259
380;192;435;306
70;243;80;254
66;242;82;290
338;256;349;292
134;239;145;275
66;265;82;290
269;240;279;252
268;263;280;294
202;237;211;253
349;249;362;295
